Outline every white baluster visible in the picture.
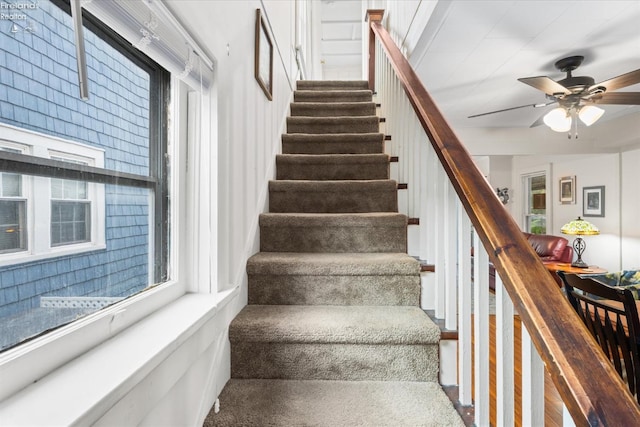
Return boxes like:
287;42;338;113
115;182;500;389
457;203;472;405
473;232;490;426
522;324;545;426
496;274;515;427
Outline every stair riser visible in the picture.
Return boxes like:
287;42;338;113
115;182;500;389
260;225;406;253
276;161;389;180
282;140;384;155
287;117;379;134
290;103;376;117
281;134;385;155
297;81;369;91
294;91;372;103
248;275;420;306
231;342;438;381
269;189;397;213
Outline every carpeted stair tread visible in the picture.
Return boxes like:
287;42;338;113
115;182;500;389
269;180;397;213
247;252;419;276
276;153;389;180
294;90;373;103
290;102;376;117
282;133;385;154
287;116;379;134
297;80;369;90
206;379;464;427
230;305;439;344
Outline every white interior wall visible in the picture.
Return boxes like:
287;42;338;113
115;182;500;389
165;0;297;423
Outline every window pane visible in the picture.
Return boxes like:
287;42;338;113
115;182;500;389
524;174;546;234
0;2;151;176
51;179;63;199
51;201;90;246
2;174;21;197
0;200;26;253
2;185;151;350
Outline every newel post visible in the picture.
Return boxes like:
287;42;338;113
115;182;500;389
365;9;384;92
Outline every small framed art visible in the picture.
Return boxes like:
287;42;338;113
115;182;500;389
255;9;273;101
559;176;575;204
583;186;605;217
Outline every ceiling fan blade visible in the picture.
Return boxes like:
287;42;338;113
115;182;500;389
590;69;640;92
468;101;554;118
586;92;640;105
518;76;571;96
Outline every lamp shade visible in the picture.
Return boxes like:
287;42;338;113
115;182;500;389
561;217;600;236
578;105;605;126
543;107;571;132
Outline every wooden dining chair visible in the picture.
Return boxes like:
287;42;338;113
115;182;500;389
558;271;640;404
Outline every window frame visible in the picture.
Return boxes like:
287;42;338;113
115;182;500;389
0;0;189;401
520;167;551;235
0;146;28;255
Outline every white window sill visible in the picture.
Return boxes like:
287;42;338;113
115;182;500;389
0;286;239;425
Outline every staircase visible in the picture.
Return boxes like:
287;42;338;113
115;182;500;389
205;81;464;426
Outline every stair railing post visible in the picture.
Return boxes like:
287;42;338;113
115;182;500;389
457;202;472;405
473;232;490;426
365;10;384;92
495;274;515;426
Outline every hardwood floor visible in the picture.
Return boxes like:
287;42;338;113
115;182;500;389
474;314;564;427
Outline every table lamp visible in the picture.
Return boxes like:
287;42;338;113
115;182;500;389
560;217;600;268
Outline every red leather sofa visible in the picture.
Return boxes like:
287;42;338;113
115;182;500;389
472;232;574;290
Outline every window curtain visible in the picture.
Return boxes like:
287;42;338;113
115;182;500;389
81;0;213;91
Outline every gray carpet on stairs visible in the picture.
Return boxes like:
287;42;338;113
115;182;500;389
281;133;385;154
276;153;390;180
206;379;464;427
205;80;464;426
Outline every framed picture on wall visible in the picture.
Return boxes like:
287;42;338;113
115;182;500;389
559;176;576;204
255;9;273;101
583;186;605;217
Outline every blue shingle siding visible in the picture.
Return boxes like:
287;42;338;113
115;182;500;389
0;1;153;320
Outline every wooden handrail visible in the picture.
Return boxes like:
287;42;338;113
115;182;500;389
366;10;640;426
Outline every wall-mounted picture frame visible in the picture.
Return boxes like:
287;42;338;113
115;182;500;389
255;9;273;101
559;176;576;204
583;185;605;217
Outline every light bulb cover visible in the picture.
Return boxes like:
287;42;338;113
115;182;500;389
543;107;571;132
578;105;605;126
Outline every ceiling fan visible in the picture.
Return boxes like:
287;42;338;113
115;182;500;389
469;55;640;135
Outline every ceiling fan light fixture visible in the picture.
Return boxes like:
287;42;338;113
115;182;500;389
543;107;571;132
578;105;605;126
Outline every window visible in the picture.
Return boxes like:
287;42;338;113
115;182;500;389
0;0;169;351
0;0;214;403
50;158;91;246
0;131;105;264
0;148;26;254
523;173;547;234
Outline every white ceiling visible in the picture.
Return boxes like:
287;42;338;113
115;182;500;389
320;0;640;152
412;0;640;136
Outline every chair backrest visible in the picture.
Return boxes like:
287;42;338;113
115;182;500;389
558;271;640;403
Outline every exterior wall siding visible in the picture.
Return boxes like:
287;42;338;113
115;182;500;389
0;1;151;322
